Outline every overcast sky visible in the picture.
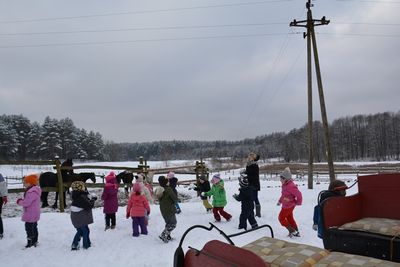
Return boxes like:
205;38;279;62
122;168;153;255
0;0;399;143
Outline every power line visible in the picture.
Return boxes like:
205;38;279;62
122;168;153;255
318;32;400;38
0;22;289;36
1;21;398;37
337;0;400;3
0;32;295;49
0;0;294;24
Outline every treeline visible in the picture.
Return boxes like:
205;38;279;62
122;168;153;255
0;115;104;160
1;111;399;162
105;111;400;162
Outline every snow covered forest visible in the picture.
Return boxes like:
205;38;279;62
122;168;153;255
1;111;400;162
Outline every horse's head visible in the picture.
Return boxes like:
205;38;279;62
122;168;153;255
90;173;96;183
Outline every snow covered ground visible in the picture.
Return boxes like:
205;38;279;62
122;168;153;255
0;162;360;266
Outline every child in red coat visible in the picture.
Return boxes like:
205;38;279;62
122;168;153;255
126;183;150;237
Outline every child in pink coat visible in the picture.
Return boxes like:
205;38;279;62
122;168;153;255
101;171;119;230
277;167;302;238
126;183;150;237
16;174;42;248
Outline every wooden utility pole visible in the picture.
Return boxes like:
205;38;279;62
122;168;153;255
290;0;335;187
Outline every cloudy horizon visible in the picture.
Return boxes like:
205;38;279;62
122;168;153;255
1;0;399;143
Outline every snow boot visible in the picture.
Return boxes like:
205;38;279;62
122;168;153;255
255;205;261;217
25;238;34;248
159;230;169;243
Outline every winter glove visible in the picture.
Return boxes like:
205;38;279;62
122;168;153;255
312;224;318;231
16;198;22;204
232;194;239;201
276;202;281;206
193;187;199;191
126;213;130;219
2;196;7;205
91;196;98;201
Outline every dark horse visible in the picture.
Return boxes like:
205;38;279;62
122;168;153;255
39;172;96;209
116;171;134;196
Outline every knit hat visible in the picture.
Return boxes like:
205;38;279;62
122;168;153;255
136;173;144;183
199;175;206;181
239;177;249;187
71;181;86;192
280;167;292;181
24;174;39;186
133;182;141;193
158;176;168;187
211;174;221;185
105;171;116;182
167;171;175;179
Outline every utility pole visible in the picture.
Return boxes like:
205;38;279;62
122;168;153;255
290;0;335;187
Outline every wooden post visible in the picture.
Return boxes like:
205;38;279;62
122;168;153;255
54;158;65;212
306;1;314;190
290;0;333;185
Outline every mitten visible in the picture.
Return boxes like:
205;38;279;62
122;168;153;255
312;224;318;231
126;213;130;219
2;196;7;205
276;202;281;206
16;198;22;204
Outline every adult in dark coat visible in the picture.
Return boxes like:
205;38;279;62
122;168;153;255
233;177;258;230
70;181;96;250
242;152;261;217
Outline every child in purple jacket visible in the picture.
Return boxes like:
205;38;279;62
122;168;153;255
101;171;119;230
17;174;42;248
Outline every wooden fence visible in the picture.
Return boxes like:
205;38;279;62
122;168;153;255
1;158;210;212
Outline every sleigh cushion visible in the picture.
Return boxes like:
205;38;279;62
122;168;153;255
243;237;329;267
316;251;400;267
339;217;400;237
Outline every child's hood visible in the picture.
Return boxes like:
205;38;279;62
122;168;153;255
26;185;42;196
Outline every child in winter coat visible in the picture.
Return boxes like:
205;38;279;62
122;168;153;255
203;174;232;222
0;173;8;239
135;174;153;204
233;177;258;230
193;175;213;212
155;175;178;243
70;181;96;250
16;174;41;248
313;179;347;238
167;171;181;214
101;171;119;230
277;167;302;238
126;183;151;237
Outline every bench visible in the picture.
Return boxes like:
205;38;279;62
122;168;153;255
321;173;400;262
